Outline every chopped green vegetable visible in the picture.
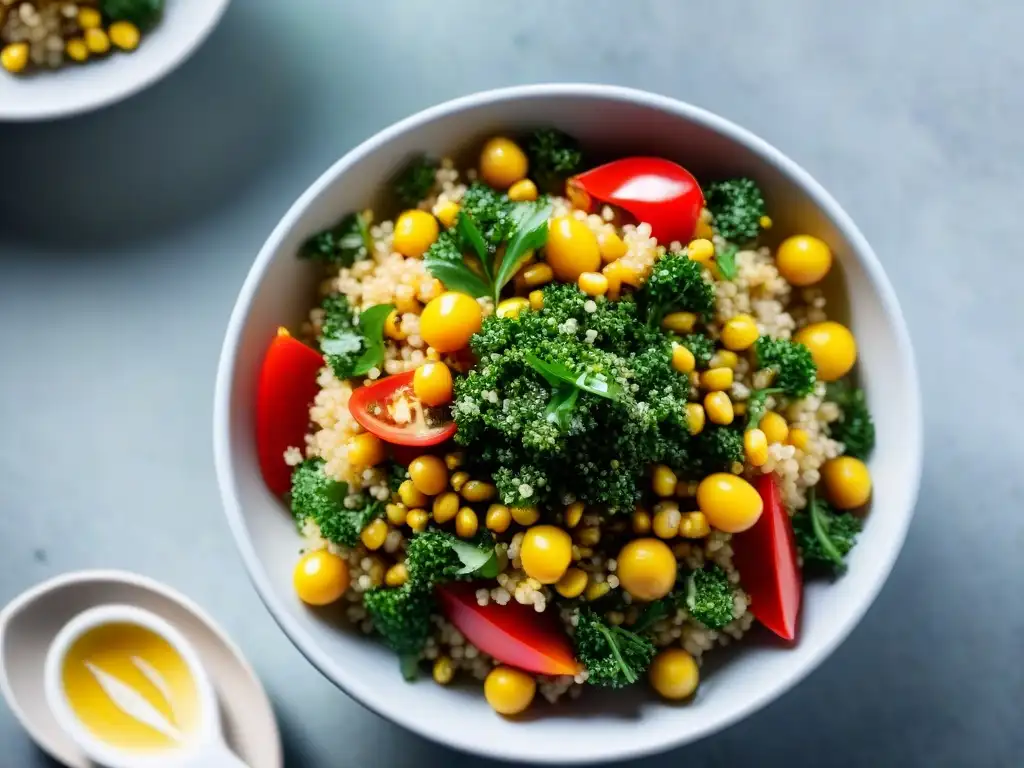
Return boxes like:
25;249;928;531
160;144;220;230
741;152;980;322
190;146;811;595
684;566;736;629
459;182;517;248
318;296;394;379
301;212;374;267
386;461;409;494
704;177;767;244
526;128;583;188
826;381;875;460
746;335;818;426
393;155;439;207
404;529;498;588
100;0;163;30
362;584;434;679
289;459;382;548
676;333;715;367
792;490;862;574
574;609;655;688
713;244;738;281
524;353;622;401
637;251;716;327
692;427;744;473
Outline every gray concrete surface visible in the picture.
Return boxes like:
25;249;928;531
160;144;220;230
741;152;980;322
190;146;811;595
1;1;1021;765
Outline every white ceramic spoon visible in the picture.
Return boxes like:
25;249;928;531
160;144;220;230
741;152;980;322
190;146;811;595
44;604;249;768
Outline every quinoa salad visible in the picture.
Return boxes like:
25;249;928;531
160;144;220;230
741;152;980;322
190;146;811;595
254;129;876;716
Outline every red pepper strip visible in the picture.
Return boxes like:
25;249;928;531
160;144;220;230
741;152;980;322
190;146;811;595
731;474;803;641
256;330;324;496
437;583;581;676
348;370;457;448
567;157;704;245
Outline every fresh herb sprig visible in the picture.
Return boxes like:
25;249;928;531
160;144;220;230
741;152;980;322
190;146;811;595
320;300;394;379
301;211;374;267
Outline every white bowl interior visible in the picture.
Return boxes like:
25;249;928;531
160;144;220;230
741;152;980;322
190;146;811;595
0;0;230;121
215;86;921;764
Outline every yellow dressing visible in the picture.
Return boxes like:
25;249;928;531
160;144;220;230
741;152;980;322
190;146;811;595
61;622;200;754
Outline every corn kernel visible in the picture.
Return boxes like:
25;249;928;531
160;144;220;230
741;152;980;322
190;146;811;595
65;38;89;63
745;428;769;467
406;508;429;532
84;27;110;55
520;263;554;288
632;507;652;535
685;403;706;436
678;511;711;539
597;231;628;263
585;581;611;601
709;349;739;370
529;290;545;310
734;402;748;417
578;271;609;296
671;344;696;374
108;20;141;51
555;568;589;599
399;479;428;508
788;428;810;451
662;312;697;334
384;309;406;340
695;209;714;240
360;519;389;551
564;501;584;528
721;314;759;351
687;238;715;265
576;526;601;547
462;480;497;503
77;7;102;28
432;491;460;524
705;392;734;425
450;471;470;493
444;451;464;470
652;501;681;538
760;411;789;444
348;433;385;467
759;215;773;229
435;201;460;228
385;563;409;587
511;505;540;526
385;503;408;526
508;178;538;202
485;504;511;533
701;367;734;391
433;656;455;685
652;465;677;497
456;507;479;538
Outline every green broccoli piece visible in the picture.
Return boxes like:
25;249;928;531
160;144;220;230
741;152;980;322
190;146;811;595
684;566;736;629
393;156;439;207
826;381;875;460
300;212;373;267
386;461;409;495
404;529;498;589
289;459;381;547
637;251;716;327
704;177;767;244
362;585;434;679
526;128;583;188
574;610;655;688
792;490;862;575
692;427;743;474
100;0;163;30
753;336;817;398
677;333;715;367
318;295;363;379
459;182;515;248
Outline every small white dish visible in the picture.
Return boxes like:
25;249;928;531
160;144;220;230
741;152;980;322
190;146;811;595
0;570;281;768
44;604;247;768
0;0;232;121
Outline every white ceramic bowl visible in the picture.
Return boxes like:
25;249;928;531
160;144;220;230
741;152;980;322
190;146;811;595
214;84;922;764
0;0;230;121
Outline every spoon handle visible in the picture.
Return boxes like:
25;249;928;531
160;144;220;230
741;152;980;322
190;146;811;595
180;741;250;768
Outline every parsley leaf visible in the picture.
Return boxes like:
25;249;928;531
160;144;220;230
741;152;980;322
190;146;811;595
493;199;553;303
524;353;621;400
449;539;500;578
423;231;492;299
544;386;579;430
320;302;394;378
301;212;374;267
714;244;738;280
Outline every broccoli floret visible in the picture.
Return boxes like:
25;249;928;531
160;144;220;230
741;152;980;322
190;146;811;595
404;529;498;589
692;427;743;474
300;212;373;267
526;128;583;188
637;251;716;327
362;585;433;679
792;490;862;575
393;156;439;207
574;610;655;688
459;182;515;247
289;459;381;547
386;461;409;495
100;0;164;30
677;333;715;367
318;294;364;379
704;178;767;244
684;566;736;630
753;336;817;398
826;381;875;460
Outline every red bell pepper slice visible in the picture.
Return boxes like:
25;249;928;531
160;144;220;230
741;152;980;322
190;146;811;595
731;474;803;641
348;370;456;448
437;583;580;676
567;157;704;244
256;329;324;496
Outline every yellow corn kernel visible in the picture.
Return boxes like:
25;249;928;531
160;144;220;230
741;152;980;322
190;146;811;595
385;503;408;526
695;209;714;240
485;504;511;533
709;349;739;370
704;392;734;425
348;432;385;467
393;284;420;314
108;20;141;51
432;491;460;524
578;271;609;297
678;511;711;539
585;581;611;601
721;314;760;352
734;402;748;417
760;411;789;444
671;344;696;375
632;507;652;535
65;38;89;63
511;505;540;526
652;501;682;539
685;403;706;436
652;465;677;497
528;290;544;310
576;546;594;560
555;568;589;599
744;428;769;467
520;263;554;288
759;215;773;229
701;367;734;392
360;519;389;551
687;238;715;265
444;451;464;470
675;479;698;498
456;507;479;538
564;501;585;529
597;231;628;263
426;347;442;361
384;309;406;340
508;178;538;202
788;427;810;452
433;656;455;685
449;471;469;493
84;27;110;55
435;201;460;228
399;479;429;508
385;562;409;587
462;480;497;503
662;312;697;334
576;526;601;547
77;7;102;28
406;508;429;532
688;371;700;388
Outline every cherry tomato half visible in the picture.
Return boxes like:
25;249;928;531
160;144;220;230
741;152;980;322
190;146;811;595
348;370;457;447
568;157;704;244
256;329;324;496
731;474;803;641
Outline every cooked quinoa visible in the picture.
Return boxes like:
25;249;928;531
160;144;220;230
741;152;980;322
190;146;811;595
260;129;875;716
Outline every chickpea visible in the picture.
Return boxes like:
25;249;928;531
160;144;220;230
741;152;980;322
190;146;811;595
616;538;677;601
413;361;453;406
545;216;601;282
776;235;833;286
393;209;440;258
420;292;482;353
347;433;385;467
649;648;700;700
519;525;573;584
821;456;872;509
293;550;349;606
794;321;857;382
696;474;764;533
484;666;536;716
479;137;529;189
408;455;448;496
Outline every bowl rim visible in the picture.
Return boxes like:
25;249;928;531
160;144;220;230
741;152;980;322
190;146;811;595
0;0;232;122
213;83;923;764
